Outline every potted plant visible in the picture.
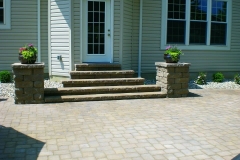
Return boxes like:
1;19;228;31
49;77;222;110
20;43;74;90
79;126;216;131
164;45;183;63
19;44;37;64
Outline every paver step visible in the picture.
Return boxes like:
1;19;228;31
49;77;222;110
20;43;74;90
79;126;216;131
44;91;166;103
70;70;134;79
44;85;161;95
62;78;145;87
75;63;121;71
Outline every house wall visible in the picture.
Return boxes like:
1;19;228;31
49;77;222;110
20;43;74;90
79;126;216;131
73;0;80;65
41;0;49;73
140;0;240;75
49;0;71;77
0;0;38;71
113;0;121;63
121;0;133;70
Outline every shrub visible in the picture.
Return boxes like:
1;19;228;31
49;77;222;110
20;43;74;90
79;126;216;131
194;72;207;85
234;74;240;85
212;72;224;83
0;71;11;83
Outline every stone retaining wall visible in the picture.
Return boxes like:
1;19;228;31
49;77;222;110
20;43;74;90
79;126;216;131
155;62;191;98
12;63;45;104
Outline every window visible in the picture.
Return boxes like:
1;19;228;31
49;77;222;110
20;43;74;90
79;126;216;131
161;0;232;50
0;0;11;29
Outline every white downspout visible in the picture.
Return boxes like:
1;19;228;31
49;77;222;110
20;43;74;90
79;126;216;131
138;0;143;77
37;0;41;62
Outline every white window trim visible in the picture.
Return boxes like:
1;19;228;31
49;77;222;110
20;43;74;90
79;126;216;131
161;0;232;51
0;0;11;29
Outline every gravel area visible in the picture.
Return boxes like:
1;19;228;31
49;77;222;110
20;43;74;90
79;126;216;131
0;79;240;98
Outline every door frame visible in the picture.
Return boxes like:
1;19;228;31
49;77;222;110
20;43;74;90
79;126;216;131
80;0;114;63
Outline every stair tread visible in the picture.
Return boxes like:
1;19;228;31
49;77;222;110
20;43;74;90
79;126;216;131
45;85;160;91
75;63;121;67
45;91;166;102
70;70;134;75
62;78;145;84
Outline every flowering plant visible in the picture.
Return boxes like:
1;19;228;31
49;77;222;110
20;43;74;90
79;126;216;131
194;72;207;85
19;44;37;60
164;45;183;62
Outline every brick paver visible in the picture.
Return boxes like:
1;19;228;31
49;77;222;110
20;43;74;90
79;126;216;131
0;89;240;160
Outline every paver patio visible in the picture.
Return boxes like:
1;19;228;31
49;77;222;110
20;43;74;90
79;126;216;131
0;89;240;160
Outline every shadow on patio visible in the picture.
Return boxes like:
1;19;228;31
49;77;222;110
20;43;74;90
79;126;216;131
0;125;45;160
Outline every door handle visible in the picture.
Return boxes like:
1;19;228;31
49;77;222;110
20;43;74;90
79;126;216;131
108;29;111;36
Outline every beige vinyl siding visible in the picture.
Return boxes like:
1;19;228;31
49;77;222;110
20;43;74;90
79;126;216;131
73;0;80;64
113;0;121;63
0;0;38;71
41;0;49;73
131;0;140;72
141;0;161;73
122;0;133;70
50;0;71;76
141;0;240;74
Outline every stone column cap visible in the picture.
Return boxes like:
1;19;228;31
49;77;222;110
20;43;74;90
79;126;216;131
155;62;191;67
12;63;45;69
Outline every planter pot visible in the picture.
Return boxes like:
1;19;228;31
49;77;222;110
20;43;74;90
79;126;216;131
164;54;179;63
19;54;37;64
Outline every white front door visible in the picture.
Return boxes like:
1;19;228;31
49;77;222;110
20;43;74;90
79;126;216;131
82;0;112;62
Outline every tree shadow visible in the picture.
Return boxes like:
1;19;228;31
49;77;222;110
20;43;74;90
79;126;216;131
232;154;240;160
0;125;45;160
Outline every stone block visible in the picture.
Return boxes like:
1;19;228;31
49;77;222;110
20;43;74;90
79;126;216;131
24;75;44;81
167;67;175;73
161;78;175;84
15;94;33;101
167;84;182;90
34;94;44;100
13;75;23;82
24;88;44;94
33;69;44;75
175;89;189;95
164;72;182;78
175;67;189;73
13;69;32;76
175;78;189;83
15;88;23;95
181;83;189;89
182;73;190;78
15;82;33;88
34;81;44;88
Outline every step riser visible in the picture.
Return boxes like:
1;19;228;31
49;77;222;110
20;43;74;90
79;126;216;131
45;94;166;103
71;74;133;79
76;67;121;71
45;87;161;96
63;82;144;87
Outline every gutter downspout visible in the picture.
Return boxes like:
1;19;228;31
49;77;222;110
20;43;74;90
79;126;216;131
138;0;143;77
37;0;41;62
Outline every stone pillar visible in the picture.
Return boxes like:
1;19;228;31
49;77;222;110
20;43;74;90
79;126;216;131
12;63;45;104
155;62;191;98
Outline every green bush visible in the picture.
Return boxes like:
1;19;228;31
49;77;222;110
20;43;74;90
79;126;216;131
234;74;240;85
0;71;11;83
194;72;207;85
212;72;224;83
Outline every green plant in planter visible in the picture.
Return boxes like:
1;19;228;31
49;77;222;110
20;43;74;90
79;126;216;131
0;71;11;83
19;44;37;60
164;45;184;62
212;72;224;82
234;74;240;85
